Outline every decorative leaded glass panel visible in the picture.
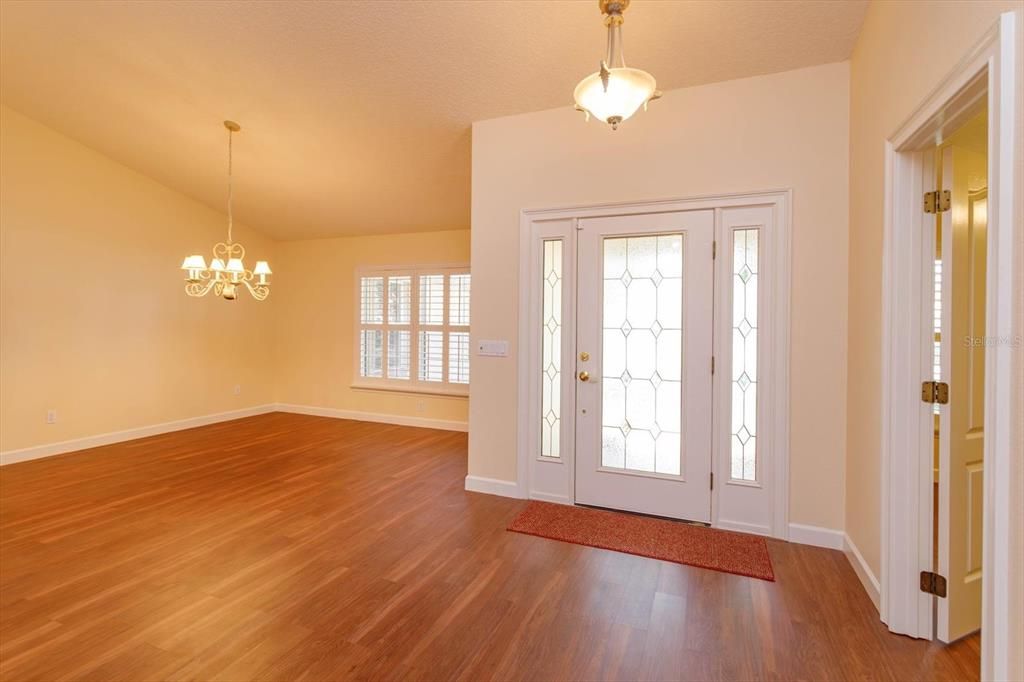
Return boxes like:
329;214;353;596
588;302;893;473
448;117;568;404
601;234;683;475
541;240;562;458
731;229;759;481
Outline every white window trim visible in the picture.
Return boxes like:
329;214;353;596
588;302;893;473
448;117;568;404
353;263;470;397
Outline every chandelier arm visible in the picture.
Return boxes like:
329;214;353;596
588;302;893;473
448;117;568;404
185;278;217;298
242;279;270;301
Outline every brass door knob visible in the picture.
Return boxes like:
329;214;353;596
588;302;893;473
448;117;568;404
578;371;590;382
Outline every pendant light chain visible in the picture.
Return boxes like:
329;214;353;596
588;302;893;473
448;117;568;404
226;125;234;244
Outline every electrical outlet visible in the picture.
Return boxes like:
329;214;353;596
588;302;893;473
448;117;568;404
46;409;57;424
233;384;242;395
416;401;426;413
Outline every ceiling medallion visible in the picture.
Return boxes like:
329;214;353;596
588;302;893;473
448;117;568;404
180;121;272;301
573;0;661;130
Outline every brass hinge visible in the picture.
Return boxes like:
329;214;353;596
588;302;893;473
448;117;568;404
920;571;948;597
923;190;951;214
712;240;717;259
921;380;950;404
710;472;714;491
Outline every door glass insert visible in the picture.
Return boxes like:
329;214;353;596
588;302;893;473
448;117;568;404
730;228;758;481
541;240;563;458
601;234;683;475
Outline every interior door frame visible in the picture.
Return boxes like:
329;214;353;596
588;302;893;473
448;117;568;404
516;189;792;539
880;13;1019;680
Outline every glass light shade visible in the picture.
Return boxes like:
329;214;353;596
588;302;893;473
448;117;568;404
210;258;226;272
574;67;658;128
226;258;245;274
253;260;272;276
180;255;207;270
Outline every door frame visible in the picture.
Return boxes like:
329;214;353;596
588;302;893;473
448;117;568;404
516;189;792;539
880;13;1018;680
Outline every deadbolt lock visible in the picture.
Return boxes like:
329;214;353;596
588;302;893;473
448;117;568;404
579;351;590;362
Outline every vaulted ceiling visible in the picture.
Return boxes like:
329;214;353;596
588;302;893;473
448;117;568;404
0;0;868;240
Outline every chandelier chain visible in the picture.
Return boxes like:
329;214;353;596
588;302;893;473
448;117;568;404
227;125;234;244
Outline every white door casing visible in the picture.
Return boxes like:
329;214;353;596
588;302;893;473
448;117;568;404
880;14;1018;680
574;211;714;521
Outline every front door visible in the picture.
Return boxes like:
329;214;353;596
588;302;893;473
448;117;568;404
574;210;715;522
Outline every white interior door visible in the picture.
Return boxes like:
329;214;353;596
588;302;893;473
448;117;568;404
937;143;986;642
574;210;714;521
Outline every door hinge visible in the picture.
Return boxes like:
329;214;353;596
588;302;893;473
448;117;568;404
711;356;715;375
920;571;948;597
710;472;714;490
712;240;717;259
921;380;950;405
923;190;951;214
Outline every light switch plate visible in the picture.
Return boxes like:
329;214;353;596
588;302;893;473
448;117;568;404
476;340;509;357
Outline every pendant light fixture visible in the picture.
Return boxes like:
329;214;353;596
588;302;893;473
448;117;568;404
180;121;271;301
573;0;661;130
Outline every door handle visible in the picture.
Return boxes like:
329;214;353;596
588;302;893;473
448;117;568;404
578;371;590;382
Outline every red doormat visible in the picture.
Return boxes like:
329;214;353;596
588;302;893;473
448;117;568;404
507;501;775;581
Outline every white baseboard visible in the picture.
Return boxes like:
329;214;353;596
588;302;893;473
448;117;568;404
464;475;524;498
715;518;772;537
529;491;572;505
275;403;468;432
0;404;277;466
844;532;881;611
788;523;846;550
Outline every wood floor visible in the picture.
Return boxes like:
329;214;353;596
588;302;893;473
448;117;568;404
1;412;980;681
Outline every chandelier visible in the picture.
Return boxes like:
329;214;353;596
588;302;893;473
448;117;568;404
573;0;661;130
180;121;271;301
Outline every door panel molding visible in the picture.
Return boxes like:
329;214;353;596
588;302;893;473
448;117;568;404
517;190;792;539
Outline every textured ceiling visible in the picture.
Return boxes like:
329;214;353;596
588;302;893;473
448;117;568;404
0;0;867;240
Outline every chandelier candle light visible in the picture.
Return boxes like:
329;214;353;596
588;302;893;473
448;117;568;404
574;0;661;130
180;121;271;301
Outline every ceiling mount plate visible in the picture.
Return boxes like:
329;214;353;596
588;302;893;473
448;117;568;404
223;120;241;132
599;0;630;16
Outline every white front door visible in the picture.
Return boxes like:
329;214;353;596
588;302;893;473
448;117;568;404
574;210;714;521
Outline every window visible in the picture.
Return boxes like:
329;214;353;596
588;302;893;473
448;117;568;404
730;228;758;482
356;266;470;394
540;240;563;458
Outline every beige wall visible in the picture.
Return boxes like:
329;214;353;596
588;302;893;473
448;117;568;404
0;106;277;452
845;0;1021;581
1;107;471;455
273;230;470;425
470;62;850;531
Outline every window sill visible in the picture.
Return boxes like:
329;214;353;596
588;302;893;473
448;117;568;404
350;382;469;398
